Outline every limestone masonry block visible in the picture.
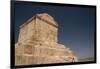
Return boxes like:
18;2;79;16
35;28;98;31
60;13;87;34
15;13;78;65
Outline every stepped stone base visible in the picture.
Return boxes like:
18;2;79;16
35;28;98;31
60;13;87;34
15;55;72;65
15;43;78;65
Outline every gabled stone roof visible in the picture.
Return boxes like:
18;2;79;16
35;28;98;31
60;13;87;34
20;13;58;28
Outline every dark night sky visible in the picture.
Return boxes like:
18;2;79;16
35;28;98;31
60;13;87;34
14;2;95;59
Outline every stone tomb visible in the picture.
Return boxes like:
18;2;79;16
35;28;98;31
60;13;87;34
15;13;78;65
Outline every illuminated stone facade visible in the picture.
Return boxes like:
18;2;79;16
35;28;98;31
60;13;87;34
15;13;78;65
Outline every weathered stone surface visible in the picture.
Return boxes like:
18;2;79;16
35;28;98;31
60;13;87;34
15;13;78;65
